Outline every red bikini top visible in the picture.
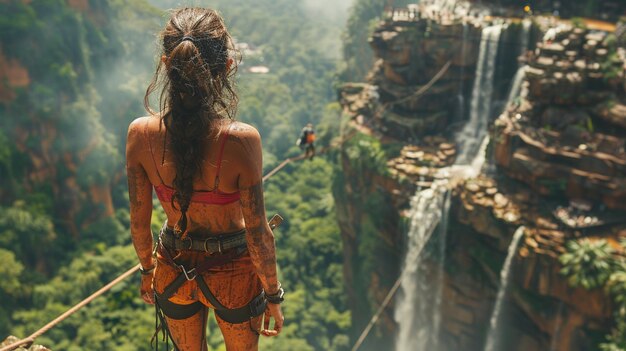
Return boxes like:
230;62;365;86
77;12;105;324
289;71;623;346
146;120;241;205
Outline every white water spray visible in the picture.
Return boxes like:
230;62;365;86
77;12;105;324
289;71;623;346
394;184;447;351
483;226;526;351
431;191;451;351
506;66;527;107
456;24;502;164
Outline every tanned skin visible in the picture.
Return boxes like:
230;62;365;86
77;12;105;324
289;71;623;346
126;116;283;351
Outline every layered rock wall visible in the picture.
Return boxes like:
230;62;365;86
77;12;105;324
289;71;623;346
366;12;482;139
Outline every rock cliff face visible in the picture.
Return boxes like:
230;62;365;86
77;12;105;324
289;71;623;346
495;26;626;210
0;2;156;240
367;16;479;138
336;4;625;350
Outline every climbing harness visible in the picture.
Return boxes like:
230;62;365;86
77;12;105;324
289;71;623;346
151;215;284;350
152;232;264;349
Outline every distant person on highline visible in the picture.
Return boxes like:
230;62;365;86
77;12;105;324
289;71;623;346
297;123;316;160
126;7;284;350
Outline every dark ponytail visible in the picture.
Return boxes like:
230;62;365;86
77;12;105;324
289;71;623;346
144;8;238;236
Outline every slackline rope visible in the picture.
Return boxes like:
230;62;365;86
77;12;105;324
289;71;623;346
1;132;354;351
0;265;141;351
387;60;452;107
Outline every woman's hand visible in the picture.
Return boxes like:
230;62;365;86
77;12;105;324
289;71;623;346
260;303;284;337
140;273;155;304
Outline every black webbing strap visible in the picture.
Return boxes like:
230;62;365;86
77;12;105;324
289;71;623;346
160;227;247;253
196;275;228;310
154;293;204;320
156;242;265;324
213;289;267;324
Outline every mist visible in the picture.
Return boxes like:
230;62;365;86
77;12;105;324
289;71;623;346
147;0;355;58
303;0;354;25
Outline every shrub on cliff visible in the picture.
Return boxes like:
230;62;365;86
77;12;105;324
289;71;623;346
561;238;626;351
559;238;615;290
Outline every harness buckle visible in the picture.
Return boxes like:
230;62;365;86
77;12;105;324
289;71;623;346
203;238;223;254
178;265;197;281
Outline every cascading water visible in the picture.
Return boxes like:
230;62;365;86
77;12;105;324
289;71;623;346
395;23;504;351
455;24;502;164
431;191;451;351
394;185;447;351
506;66;527;107
485;64;526;175
483;226;526;351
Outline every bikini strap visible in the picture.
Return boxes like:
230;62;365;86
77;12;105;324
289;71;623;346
144;117;166;185
213;124;232;189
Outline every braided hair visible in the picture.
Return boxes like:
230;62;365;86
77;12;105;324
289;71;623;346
144;8;238;235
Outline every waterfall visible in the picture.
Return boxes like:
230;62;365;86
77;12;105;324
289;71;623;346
395;23;504;351
394;185;446;351
483;226;526;351
506;66;527;107
431;190;451;351
483;64;526;175
455;24;502;164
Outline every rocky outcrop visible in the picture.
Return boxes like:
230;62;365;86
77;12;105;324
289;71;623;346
447;174;621;351
0;3;133;239
494;25;626;209
356;12;482;139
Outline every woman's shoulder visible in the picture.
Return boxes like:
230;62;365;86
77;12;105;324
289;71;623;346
225;121;262;158
127;115;159;138
227;121;261;140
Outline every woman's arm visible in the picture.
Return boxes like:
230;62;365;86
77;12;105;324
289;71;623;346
126;118;155;303
234;124;280;294
234;123;283;336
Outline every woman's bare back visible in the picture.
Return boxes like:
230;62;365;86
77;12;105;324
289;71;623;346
131;116;264;235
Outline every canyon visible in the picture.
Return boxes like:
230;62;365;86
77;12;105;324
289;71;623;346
336;2;626;350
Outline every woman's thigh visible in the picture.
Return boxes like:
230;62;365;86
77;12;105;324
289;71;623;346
201;255;262;309
163;306;209;351
215;312;262;351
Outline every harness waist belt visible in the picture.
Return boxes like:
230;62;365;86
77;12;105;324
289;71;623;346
160;228;247;253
